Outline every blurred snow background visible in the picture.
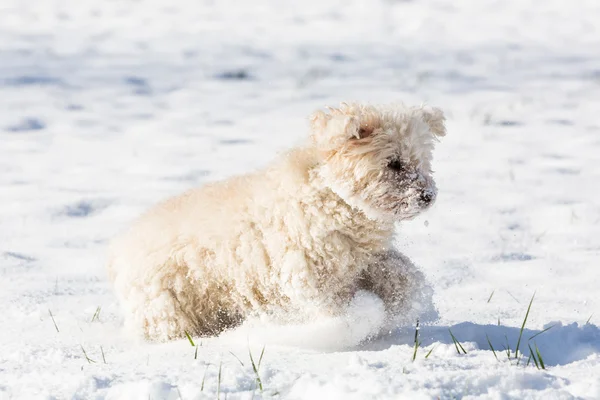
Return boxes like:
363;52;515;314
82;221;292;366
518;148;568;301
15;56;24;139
1;0;600;398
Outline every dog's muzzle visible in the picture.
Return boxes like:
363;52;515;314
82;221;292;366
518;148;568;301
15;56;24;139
418;187;436;208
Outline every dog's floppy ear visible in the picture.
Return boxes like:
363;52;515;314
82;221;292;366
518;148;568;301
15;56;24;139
421;106;447;138
310;109;361;151
309;110;330;133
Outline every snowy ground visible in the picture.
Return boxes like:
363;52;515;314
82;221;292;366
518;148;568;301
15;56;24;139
2;0;600;398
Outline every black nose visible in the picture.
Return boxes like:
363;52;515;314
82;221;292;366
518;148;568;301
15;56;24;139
420;192;434;204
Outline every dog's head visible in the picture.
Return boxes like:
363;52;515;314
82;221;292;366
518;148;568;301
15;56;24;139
310;102;446;221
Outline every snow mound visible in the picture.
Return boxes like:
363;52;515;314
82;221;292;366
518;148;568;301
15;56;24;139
367;321;600;367
218;290;387;351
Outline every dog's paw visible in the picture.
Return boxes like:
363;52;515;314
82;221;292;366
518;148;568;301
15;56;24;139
342;290;387;342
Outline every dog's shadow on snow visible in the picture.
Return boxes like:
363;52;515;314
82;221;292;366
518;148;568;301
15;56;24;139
358;321;600;367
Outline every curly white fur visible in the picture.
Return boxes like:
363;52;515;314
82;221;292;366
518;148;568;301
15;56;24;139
107;102;446;341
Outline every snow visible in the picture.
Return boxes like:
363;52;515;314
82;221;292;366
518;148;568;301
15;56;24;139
1;0;600;398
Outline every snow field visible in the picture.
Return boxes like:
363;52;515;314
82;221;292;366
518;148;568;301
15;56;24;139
1;0;600;398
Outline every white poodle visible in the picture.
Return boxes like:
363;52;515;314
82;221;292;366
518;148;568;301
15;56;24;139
108;103;446;341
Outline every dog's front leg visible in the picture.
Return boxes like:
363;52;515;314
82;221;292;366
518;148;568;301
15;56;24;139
358;249;435;329
278;250;349;319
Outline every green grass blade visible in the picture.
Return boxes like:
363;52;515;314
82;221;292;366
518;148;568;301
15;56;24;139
412;320;420;361
450;331;460;354
504;334;511;358
528;324;555;341
515;292;535;359
257;345;265;369
184;331;195;347
413;319;420;343
526;355;531;367
249;347;263;392
425;345;437;359
194;345;198;360
528;344;540;369
412;340;420;361
535;343;545;369
448;329;467;354
486;334;498;361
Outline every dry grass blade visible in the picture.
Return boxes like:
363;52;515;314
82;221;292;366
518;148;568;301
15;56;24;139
200;365;208;392
586;314;593;325
48;309;59;333
80;345;96;364
91;306;101;322
194;345;198;360
515;292;535;359
229;351;244;367
217;360;222;400
100;346;107;364
506;290;521;304
487;290;495;303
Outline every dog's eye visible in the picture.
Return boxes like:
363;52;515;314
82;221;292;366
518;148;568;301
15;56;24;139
388;160;404;172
